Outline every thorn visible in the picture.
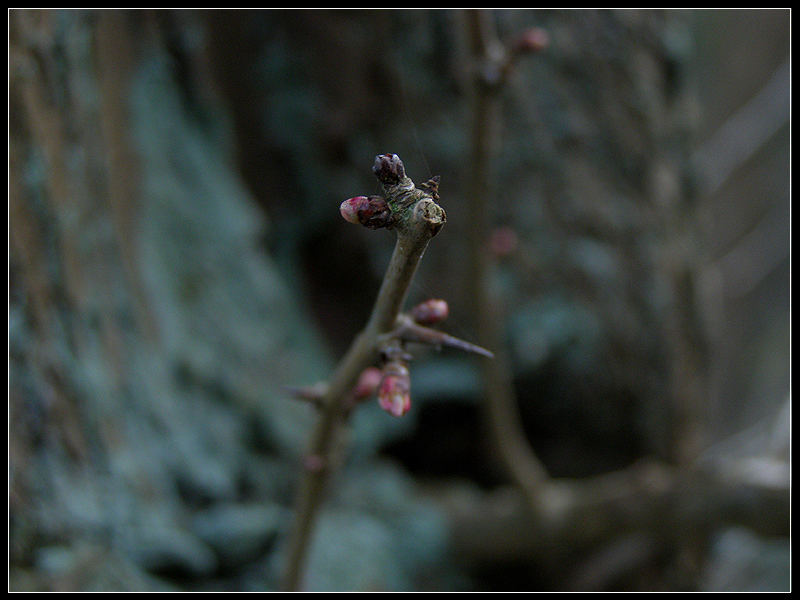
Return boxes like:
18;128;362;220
396;318;494;358
435;332;495;358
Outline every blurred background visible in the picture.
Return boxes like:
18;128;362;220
9;9;789;592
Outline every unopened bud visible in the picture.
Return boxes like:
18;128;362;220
339;195;393;229
303;454;326;473
372;153;406;184
378;362;411;417
352;366;383;401
489;226;519;258
340;196;368;224
513;27;549;54
411;298;450;325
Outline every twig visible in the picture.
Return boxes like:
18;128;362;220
281;154;454;591
462;9;550;504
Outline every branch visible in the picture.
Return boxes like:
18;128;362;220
462;9;551;504
446;457;789;571
692;60;789;198
282;154;475;591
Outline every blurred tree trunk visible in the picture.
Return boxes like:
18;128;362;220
10;10;152;490
11;10;153;361
10;10;323;589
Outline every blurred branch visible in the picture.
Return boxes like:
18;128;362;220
462;9;550;504
446;455;789;571
711;199;789;299
692;60;789;197
282;154;479;591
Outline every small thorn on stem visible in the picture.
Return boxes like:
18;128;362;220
395;316;494;358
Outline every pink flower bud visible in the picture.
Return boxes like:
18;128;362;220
352;366;382;401
411;298;450;325
340;195;393;229
340;196;369;224
303;454;326;473
378;363;411;417
489;226;519;258
513;27;549;54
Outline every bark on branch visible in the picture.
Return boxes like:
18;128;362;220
281;154;456;591
446;457;789;570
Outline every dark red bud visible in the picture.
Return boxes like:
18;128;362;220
372;153;406;185
489;226;519;258
411;299;450;325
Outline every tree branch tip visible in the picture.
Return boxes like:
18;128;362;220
372;153;406;184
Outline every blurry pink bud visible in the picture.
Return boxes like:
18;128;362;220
489;226;519;258
513;27;549;54
411;298;450;325
352;366;383;401
303;454;326;473
378;363;411;417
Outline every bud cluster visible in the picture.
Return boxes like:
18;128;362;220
378;360;412;417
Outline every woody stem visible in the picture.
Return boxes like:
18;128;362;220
281;155;445;591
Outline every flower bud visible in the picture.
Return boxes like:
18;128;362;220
352;366;383;401
378;362;411;417
340;196;368;224
303;454;326;473
489;226;519;258
513;27;550;54
372;153;406;184
340;195;393;229
411;298;450;325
